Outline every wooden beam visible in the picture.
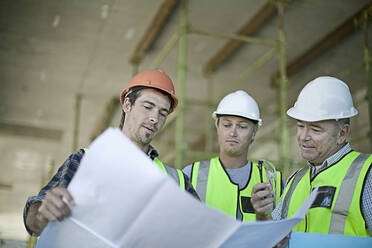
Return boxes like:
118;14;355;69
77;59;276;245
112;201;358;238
0;183;12;190
130;0;179;65
203;0;277;74
271;2;372;85
190;27;277;47
0;121;63;141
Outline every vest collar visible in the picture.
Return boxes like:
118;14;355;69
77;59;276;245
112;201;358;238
147;145;159;160
309;143;352;178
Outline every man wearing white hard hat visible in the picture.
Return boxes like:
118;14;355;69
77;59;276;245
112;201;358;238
183;90;282;222
252;76;372;237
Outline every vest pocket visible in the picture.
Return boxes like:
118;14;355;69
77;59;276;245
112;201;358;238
241;196;255;213
311;186;336;209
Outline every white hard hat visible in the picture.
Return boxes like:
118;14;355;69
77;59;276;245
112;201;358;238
287;76;358;122
212;90;262;126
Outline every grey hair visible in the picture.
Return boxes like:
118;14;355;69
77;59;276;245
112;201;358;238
336;118;350;129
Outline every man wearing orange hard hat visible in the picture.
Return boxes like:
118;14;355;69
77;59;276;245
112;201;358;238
23;70;199;236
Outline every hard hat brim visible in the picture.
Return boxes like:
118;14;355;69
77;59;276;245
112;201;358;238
212;111;262;126
286;107;358;122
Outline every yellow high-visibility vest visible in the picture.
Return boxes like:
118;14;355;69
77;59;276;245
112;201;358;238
153;157;185;190
191;156;282;221
282;151;372;236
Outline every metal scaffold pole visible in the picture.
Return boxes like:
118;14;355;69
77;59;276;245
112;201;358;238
72;93;82;152
151;31;181;69
175;0;188;169
206;75;214;153
362;10;372;149
277;0;290;171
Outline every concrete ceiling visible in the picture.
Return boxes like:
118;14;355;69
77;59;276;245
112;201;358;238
0;0;371;242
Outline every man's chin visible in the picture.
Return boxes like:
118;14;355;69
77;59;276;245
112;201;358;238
224;148;243;157
135;134;153;147
300;152;316;163
141;137;152;145
145;132;157;140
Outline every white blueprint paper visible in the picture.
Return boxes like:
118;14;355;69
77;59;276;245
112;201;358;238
36;128;318;248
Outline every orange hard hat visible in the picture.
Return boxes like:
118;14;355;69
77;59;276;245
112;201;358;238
120;70;178;112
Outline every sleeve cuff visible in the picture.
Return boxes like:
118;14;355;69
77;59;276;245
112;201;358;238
23;196;43;236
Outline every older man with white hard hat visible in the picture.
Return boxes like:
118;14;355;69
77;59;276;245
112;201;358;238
183;90;282;222
251;76;372;237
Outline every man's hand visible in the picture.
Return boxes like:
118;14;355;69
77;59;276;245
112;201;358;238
26;187;74;235
273;232;291;248
251;183;274;220
38;187;75;222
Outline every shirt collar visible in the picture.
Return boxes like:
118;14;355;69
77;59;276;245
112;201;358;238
309;143;352;176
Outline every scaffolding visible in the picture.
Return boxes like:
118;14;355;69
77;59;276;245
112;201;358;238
126;0;292;171
25;2;372;247
124;0;372;173
86;0;372;173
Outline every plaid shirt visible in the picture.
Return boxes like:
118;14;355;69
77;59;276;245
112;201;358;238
23;146;197;236
271;143;372;235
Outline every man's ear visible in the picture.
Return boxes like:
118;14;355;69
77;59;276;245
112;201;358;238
214;118;219;129
337;124;350;145
122;97;132;114
249;125;258;145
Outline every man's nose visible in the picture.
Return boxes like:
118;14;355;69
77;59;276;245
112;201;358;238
229;126;238;137
298;128;310;141
149;112;158;124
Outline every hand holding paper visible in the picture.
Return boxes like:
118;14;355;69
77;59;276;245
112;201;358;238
37;128;319;248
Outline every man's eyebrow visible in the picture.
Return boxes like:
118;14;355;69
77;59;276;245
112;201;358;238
221;119;231;123
238;121;249;125
309;123;323;129
142;100;155;106
143;100;170;113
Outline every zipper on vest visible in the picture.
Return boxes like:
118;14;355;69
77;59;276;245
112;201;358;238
236;190;242;221
258;160;264;183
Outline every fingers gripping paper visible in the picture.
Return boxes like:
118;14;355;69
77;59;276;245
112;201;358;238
36;128;319;248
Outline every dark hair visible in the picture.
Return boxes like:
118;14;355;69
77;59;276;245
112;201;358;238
118;86;175;130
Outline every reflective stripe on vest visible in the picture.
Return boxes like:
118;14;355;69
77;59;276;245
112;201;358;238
282;151;372;236
281;167;309;218
154;157;185;190
329;153;370;234
191;157;282;222
274;168;283;204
